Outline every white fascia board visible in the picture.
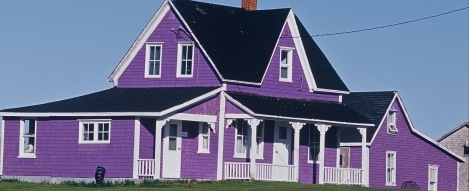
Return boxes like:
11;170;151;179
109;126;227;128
167;0;225;81
225;114;252;119
0;112;162;117
340;142;371;147
165;113;217;122
223;79;261;86
287;10;317;92
108;1;171;85
395;93;466;162
159;87;223;115
369;93;398;145
224;92;374;128
257;11;288;85
314;88;350;95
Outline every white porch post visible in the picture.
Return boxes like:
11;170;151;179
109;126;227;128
358;127;368;187
216;87;226;180
290;122;305;182
154;119;168;179
247;118;262;179
133;117;141;179
315;124;330;184
336;128;342;168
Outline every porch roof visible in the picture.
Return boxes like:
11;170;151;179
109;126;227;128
225;91;372;126
0;86;220;116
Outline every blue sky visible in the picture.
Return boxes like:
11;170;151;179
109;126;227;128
0;0;467;139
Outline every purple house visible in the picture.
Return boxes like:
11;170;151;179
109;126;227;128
0;0;464;190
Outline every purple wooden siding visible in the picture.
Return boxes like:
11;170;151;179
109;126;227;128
368;101;458;190
257;120;274;164
2;118;134;178
180;121;218;179
117;9;220;88
348;146;362;169
181;95;220;115
226;23;339;102
225;100;245;114
140;118;156;159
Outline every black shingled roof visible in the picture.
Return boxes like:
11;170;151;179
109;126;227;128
341;91;396;143
171;0;348;91
0;87;219;113
226;91;371;125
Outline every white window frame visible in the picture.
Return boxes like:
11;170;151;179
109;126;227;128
279;47;294;82
144;43;163;78
197;122;210;153
387;110;398;134
386;150;397;186
19;118;37;158
176;42;194;78
308;124;320;163
255;121;264;159
78;120;111;144
234;119;250;158
428;165;438;191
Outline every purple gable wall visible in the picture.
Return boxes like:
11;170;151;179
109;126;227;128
226;23;339;102
181;95;220;115
3;118;134;178
367;100;458;190
118;9;220;88
225;101;245;114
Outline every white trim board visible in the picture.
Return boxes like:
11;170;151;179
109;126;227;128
0;119;4;175
223;92;374;128
165;113;217;122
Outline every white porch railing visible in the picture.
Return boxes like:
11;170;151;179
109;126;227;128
256;163;295;182
324;167;362;185
224;162;295;182
137;159;156;178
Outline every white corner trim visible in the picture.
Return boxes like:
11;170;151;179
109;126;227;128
395;93;466;162
216;91;226;180
369;93;398;145
287;10;316;92
167;0;225;81
160;87;223;116
0;119;4;175
225;114;252;119
108;1;171;84
456;162;459;191
166;113;217;122
133;117;140;179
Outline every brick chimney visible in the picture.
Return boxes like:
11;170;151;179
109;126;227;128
242;0;257;11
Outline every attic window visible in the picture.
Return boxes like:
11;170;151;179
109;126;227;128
145;43;163;78
279;47;294;82
387;110;398;135
176;42;194;78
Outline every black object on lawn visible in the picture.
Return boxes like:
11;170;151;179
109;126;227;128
95;165;106;185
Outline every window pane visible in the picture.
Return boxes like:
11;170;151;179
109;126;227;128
202;124;208;135
155;61;160;75
256;137;261;154
89;133;94;140
181;61;187;74
186;61;192;74
104;123;109;131
150;46;155;60
84;124;88;132
89;124;94;132
98;133;103;140
104;133;109;140
236;136;242;153
154;46;161;60
24;137;35;153
203;136;208;149
281;51;288;65
169;137;177;150
187;45;193;59
182;46;187;59
98;123;103;131
280;67;288;78
149;61;155;75
169;124;177;136
279;126;287;139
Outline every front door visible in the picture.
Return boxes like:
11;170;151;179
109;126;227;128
273;122;292;165
162;120;182;178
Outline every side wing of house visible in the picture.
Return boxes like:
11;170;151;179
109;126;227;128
438;122;469;191
362;95;463;190
110;1;221;88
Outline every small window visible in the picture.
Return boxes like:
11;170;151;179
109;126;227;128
308;124;320;162
279;47;293;82
386;151;397;186
464;141;469;156
387;110;398;134
339;147;350;168
255;121;264;157
235;120;249;155
145;43;162;78
176;43;194;77
428;165;438;191
278;126;287;139
19;119;36;157
198;123;210;153
168;124;177;151
79;120;111;144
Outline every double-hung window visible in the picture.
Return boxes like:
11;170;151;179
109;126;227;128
386;151;397;186
198;122;210;153
79;120;111;144
234;120;249;157
176;42;194;77
428;165;438;191
387;110;398;134
255;121;264;158
279;47;293;82
308;124;320;162
19;119;36;158
145;43;163;78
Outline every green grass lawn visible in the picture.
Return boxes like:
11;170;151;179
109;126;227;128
0;179;408;191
